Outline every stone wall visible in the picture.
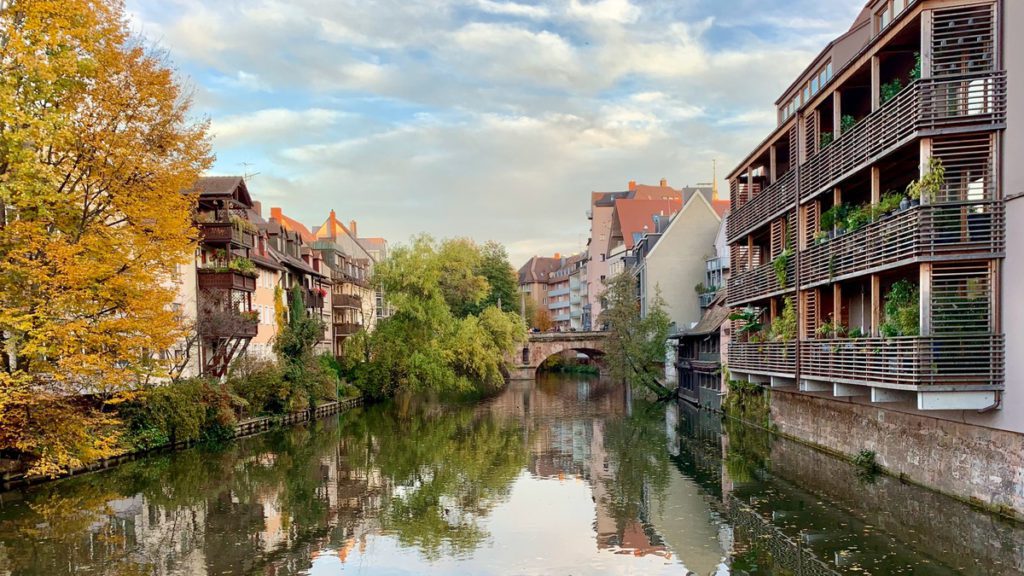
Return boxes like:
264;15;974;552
770;389;1024;518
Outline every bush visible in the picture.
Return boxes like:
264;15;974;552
122;379;241;449
228;356;289;416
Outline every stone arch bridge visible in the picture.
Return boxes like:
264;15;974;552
509;332;609;380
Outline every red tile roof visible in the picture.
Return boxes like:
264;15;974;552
613;198;682;249
711;198;730;218
269;207;316;243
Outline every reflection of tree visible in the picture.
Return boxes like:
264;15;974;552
598;399;672;547
337;398;528;559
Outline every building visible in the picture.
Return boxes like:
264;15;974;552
725;0;1022;514
265;207;332;355
517;254;587;331
358;236;393;321
182;176;260;378
633;192;728;329
312;211;377;356
586;180;687;326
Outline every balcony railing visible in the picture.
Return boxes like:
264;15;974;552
197;221;254;249
800;71;1006;202
303;288;324;309
197;270;256;292
331;269;370;288
699;291;717;308
729;341;796;376
727;169;797;243
726;257;794;306
332;293;362;308
334;322;362;335
198;309;258;339
800;334;1004;390
800;201;1004;288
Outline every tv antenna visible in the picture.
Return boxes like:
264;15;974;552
240;162;261;182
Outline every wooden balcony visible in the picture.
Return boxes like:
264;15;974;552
800;71;1007;202
332;293;362;309
729;341;796;377
799;334;1004;391
334;322;362;336
331;269;370;288
727;169;797;243
303;288;324;309
198;221;254;249
800;201;1004;288
726;257;794;306
197;270;256;292
198;309;258;339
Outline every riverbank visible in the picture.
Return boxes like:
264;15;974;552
696;385;1024;523
0;396;363;490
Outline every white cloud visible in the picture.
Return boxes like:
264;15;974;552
476;0;551;19
567;0;641;24
212;108;349;146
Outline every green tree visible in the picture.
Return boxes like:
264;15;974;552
475;241;519;314
274;286;329;412
344;235;525;399
599;273;673;399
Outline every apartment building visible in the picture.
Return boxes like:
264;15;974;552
518;254;587;331
725;0;1023;513
312;210;377;356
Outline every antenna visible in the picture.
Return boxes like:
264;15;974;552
240;162;261;182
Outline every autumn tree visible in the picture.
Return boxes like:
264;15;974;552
599;273;673;399
0;0;212;473
532;306;554;332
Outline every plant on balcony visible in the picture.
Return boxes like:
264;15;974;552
229;215;258;235
840;114;857;134
873;191;904;219
240;310;259;323
844;204;873;233
910;51;922;82
848;326;867;339
694;282;707;294
770;297;797;342
227;257;257;277
906;157;946;205
880;279;920;338
820;131;834;148
816;316;847;339
729;307;764;341
772;249;791;288
880;78;903;104
813;230;828;245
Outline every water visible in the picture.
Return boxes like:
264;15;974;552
0;374;1022;575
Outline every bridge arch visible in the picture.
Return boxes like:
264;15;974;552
510;332;609;380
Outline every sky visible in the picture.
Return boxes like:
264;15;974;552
126;0;864;267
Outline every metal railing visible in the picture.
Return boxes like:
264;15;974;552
800;202;1004;288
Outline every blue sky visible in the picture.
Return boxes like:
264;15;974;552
126;0;863;265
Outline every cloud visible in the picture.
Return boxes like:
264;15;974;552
127;0;859;265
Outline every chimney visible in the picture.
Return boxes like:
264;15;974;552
270;207;283;222
349;220;357;237
554;252;561;259
660;178;667;188
628;180;637;192
329;209;336;221
252;200;262;217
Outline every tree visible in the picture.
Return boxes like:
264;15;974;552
476;241;518;314
0;0;212;474
599;273;673;399
532;306;553;332
274;286;328;412
344;235;525;399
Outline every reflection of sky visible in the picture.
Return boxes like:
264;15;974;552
310;470;687;576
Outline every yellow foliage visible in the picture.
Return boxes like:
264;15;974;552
0;0;212;472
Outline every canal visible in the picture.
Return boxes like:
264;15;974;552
1;374;1022;575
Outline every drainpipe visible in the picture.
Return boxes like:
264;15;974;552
793;112;804;387
977;390;1002;414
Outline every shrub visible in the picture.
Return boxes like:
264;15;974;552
122;379;241;448
228;356;289;416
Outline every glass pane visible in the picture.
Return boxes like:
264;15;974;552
827;62;833;79
895;0;906;14
811;77;819;94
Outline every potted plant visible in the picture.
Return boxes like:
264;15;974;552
880;78;903;104
906;157;945;207
840;114;857;134
820;205;838;238
773;248;791;288
820;131;834;148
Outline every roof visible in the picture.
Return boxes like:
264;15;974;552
359;237;386;247
269;245;322;277
645;192;723;261
612;198;682;250
518;256;561;284
270;207;316;243
190;176;253;207
711;198;730;218
314;209;353;241
684;294;731;336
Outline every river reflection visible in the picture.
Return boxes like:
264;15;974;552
1;374;1022;575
